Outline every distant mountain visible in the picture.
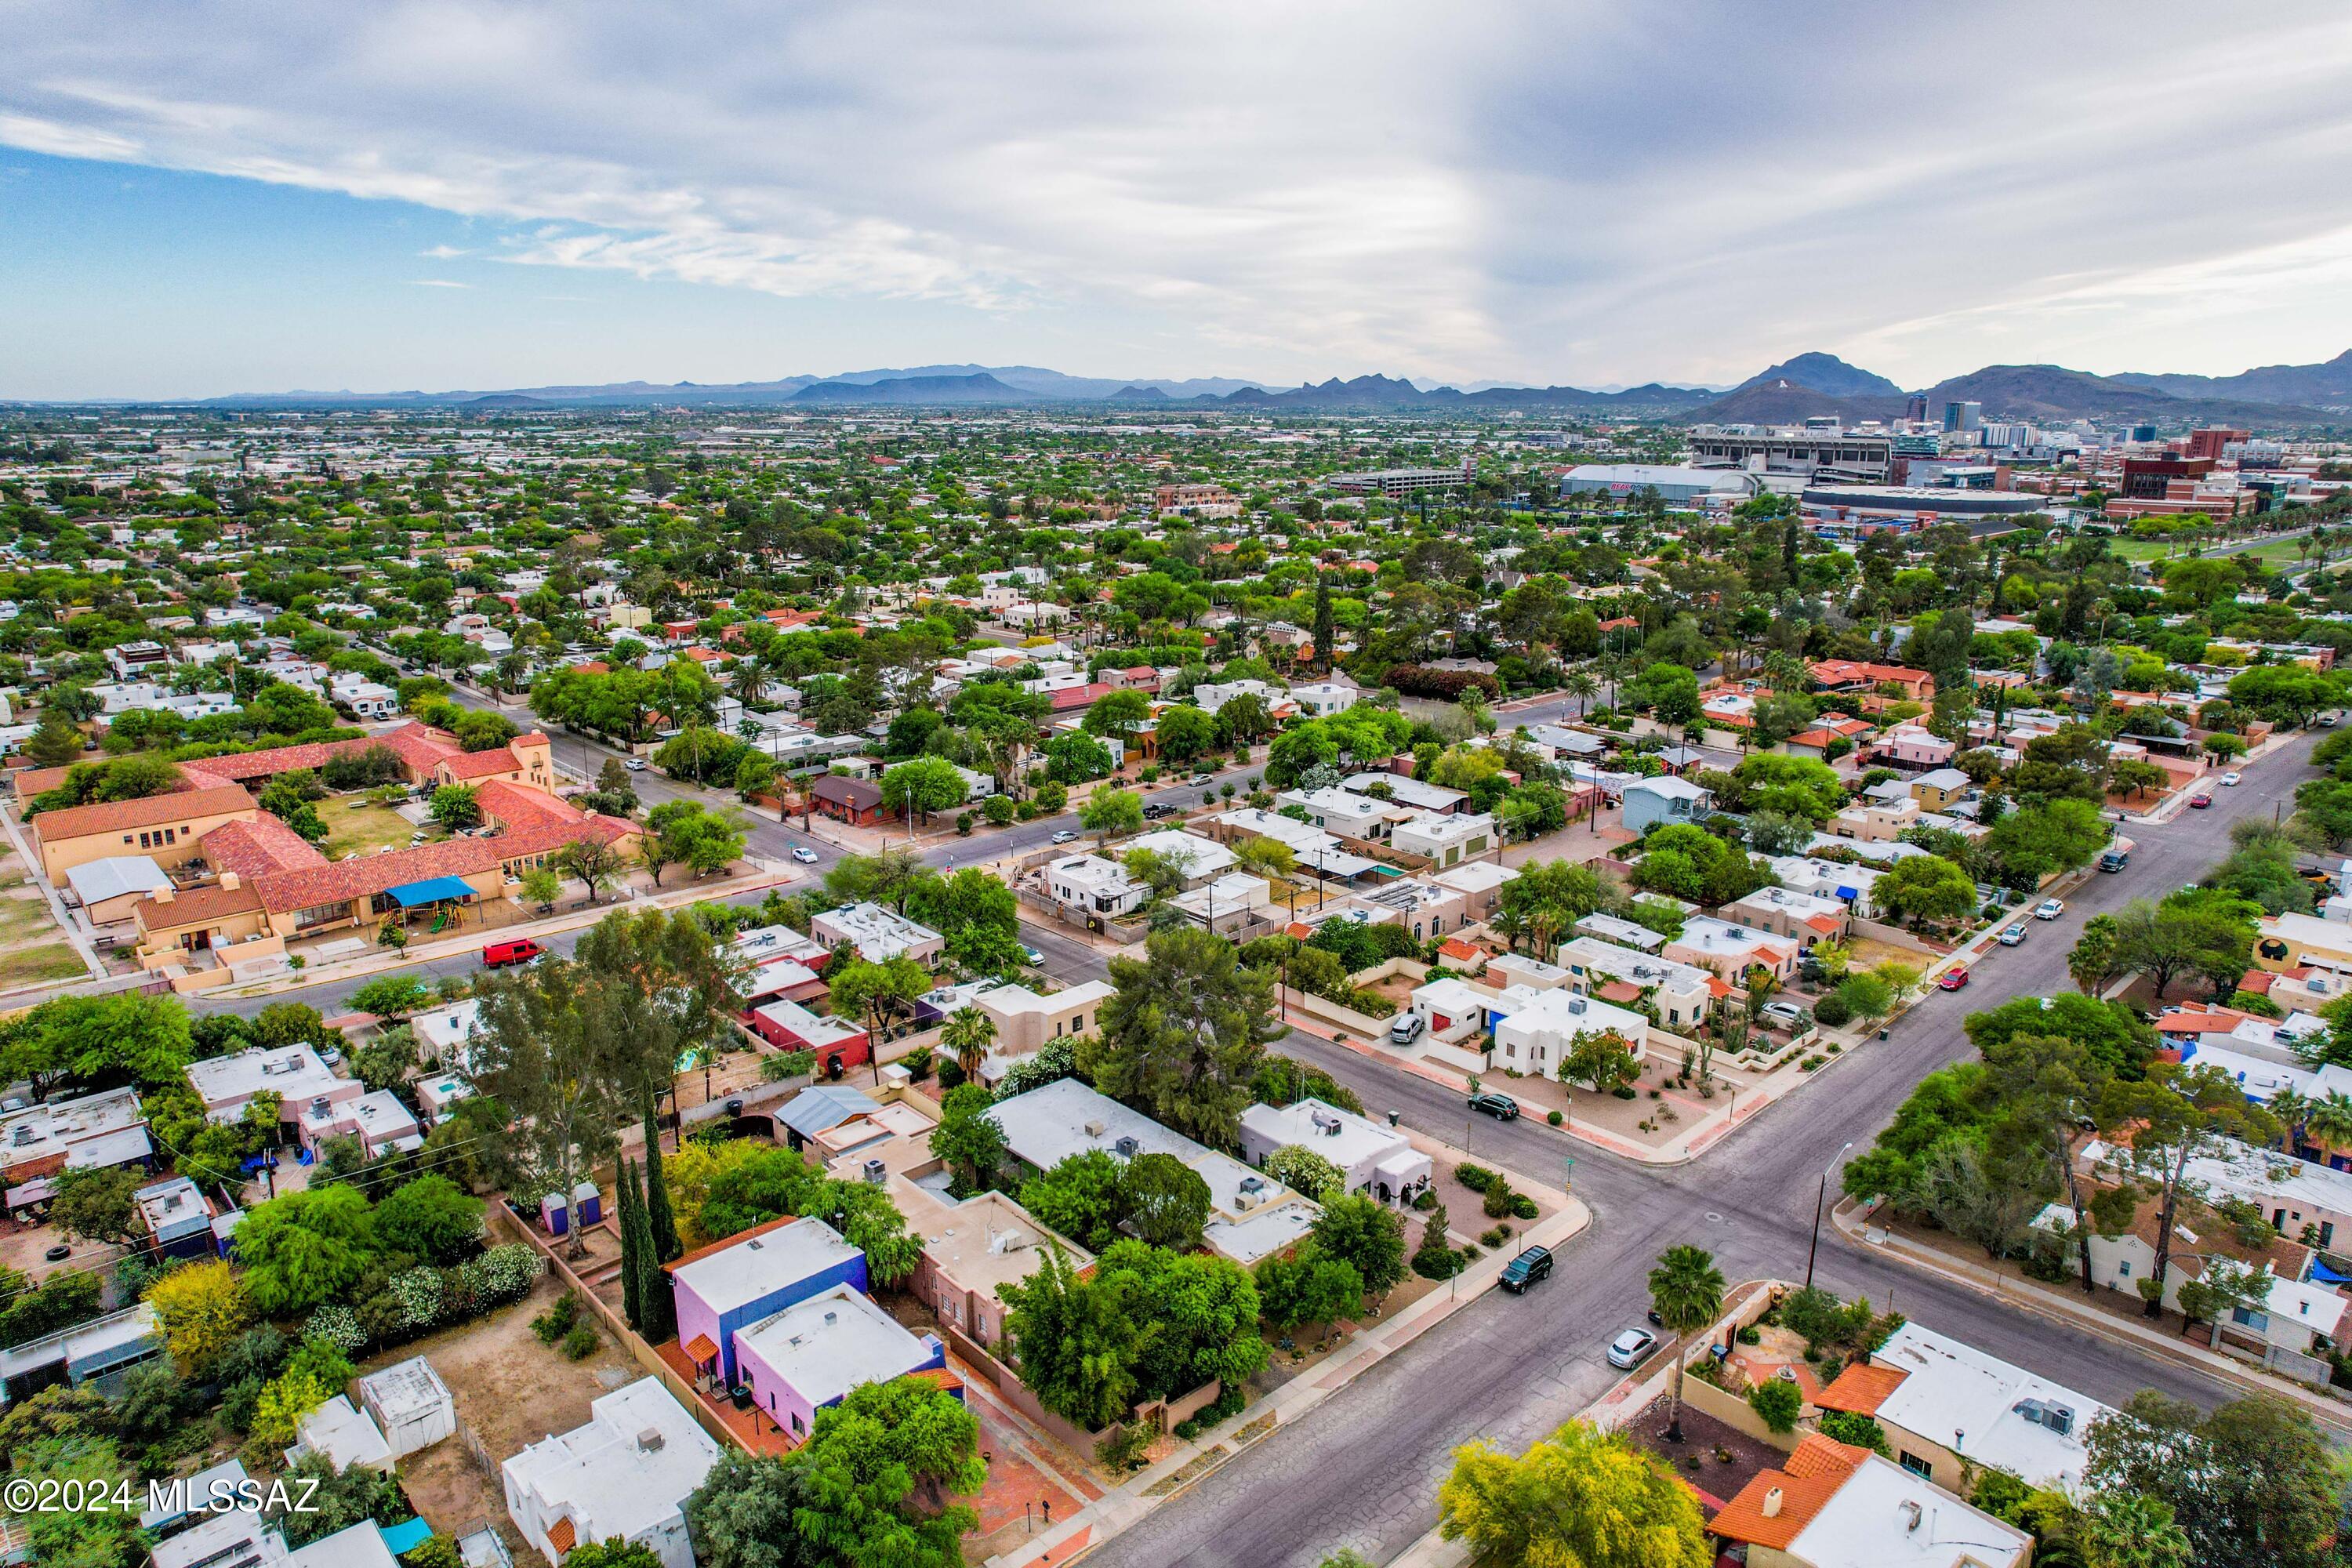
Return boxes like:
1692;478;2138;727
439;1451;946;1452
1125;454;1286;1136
1205;375;1713;413
1682;379;1902;424
464;393;549;408
789;372;1032;405
1918;365;2327;425
2110;348;2352;409
1106;384;1171;401
1736;353;1903;401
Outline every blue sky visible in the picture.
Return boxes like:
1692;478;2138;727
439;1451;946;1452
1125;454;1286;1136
5;1;2352;401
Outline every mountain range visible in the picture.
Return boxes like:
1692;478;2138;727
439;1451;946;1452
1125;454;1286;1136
33;350;2350;425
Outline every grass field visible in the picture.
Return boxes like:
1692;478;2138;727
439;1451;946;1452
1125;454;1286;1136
0;943;89;990
320;797;437;858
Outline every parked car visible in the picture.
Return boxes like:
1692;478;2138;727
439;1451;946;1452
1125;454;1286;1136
1021;946;1046;967
1759;1000;1809;1030
791;846;820;864
1190;773;1216;787
1606;1327;1659;1370
2221;771;2243;786
1937;967;1970;991
1389;1013;1427;1045
1499;1247;1553;1294
1049;829;1080;844
623;758;648;771
1143;803;1174;819
483;938;546;967
2188;793;2213;809
1468;1091;1521;1121
2034;898;2064;920
1998;924;2027;946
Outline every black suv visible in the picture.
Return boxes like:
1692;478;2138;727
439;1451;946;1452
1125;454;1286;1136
1468;1091;1521;1121
1499;1246;1552;1293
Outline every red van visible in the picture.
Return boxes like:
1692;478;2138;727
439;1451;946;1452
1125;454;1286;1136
482;938;545;968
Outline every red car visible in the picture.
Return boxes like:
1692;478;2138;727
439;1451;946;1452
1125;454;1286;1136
2188;793;2213;808
1936;967;1970;991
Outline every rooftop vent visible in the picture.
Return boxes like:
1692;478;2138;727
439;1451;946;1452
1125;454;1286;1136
822;1311;837;1326
1762;1487;1784;1519
746;1238;763;1250
1083;1120;1106;1138
637;1428;665;1453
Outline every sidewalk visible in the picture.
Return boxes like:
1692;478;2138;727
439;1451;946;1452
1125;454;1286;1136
201;862;797;1001
1384;1276;1785;1568
1831;1195;2352;1436
987;1182;1594;1568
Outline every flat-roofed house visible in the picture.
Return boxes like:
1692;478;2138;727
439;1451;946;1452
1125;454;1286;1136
731;1283;953;1443
666;1215;869;1390
502;1378;720;1568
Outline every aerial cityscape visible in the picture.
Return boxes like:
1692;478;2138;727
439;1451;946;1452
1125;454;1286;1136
5;6;2352;1568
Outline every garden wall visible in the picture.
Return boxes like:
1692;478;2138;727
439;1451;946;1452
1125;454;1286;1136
1276;985;1389;1039
1679;1370;1801;1452
1846;918;1939;956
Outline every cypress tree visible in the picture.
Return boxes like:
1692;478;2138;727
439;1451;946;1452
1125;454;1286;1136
644;1105;681;1264
631;1160;675;1344
615;1156;644;1331
1312;573;1334;673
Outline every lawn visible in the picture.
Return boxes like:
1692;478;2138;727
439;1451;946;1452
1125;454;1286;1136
319;797;437;858
0;943;89;990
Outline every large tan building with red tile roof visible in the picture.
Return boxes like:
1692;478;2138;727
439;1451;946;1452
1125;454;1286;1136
30;784;258;880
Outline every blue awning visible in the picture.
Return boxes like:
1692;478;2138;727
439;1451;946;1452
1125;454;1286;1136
377;1519;434;1555
2314;1258;2352;1285
386;876;476;907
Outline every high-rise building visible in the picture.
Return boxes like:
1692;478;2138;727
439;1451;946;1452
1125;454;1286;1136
2185;427;2250;462
1904;393;1929;424
1941;401;1982;434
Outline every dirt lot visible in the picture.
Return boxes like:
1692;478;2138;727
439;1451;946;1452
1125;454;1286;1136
0;841;89;993
384;1272;641;1554
1621;1392;1785;1513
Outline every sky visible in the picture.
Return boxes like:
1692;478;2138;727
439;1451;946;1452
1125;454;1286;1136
5;1;2352;401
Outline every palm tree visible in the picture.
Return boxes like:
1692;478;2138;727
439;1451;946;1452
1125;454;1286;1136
2268;1088;2315;1155
1648;1244;1726;1444
942;1007;996;1083
2302;1091;2352;1166
731;656;775;710
1563;670;1599;717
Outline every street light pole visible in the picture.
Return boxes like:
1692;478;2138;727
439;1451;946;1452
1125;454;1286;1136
1806;1140;1854;1290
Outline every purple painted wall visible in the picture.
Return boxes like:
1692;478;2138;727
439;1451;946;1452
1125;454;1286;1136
734;1327;950;1443
670;1247;869;1388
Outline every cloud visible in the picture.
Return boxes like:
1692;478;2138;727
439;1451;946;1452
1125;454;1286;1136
410;278;467;288
3;2;2351;386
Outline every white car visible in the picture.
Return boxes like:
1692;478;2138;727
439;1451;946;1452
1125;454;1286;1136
2221;771;2243;786
2034;898;2065;920
791;847;820;864
1606;1327;1659;1370
623;758;648;771
1049;829;1080;844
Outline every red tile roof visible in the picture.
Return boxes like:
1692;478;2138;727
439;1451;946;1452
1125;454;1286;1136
1709;1435;1867;1550
35;783;254;843
136;880;266;929
1048;682;1119;713
246;811;635;914
202;815;328;878
441;746;532;781
1811;1360;1907;1415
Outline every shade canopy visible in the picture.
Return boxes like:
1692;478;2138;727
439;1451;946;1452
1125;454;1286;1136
385;876;475;907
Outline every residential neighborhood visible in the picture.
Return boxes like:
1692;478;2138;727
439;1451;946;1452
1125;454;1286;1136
10;9;2352;1563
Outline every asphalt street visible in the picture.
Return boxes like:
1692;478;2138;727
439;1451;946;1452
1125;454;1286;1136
1082;729;2328;1568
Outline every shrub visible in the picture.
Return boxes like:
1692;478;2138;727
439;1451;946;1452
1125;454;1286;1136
1511;1196;1539;1220
532;1292;581;1346
561;1323;599;1360
1479;1224;1512;1247
302;1304;368;1357
1748;1376;1802;1434
1412;1189;1437;1210
1481;1178;1519;1220
1610;1085;1638;1100
902;1047;935;1082
1454;1164;1497;1193
1810;992;1854;1029
1546;1109;1563;1126
761;1049;817;1082
1819;1410;1889;1454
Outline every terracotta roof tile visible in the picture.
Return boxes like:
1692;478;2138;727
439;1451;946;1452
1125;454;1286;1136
441;746;531;780
135;881;265;929
203;815;328;879
1811;1360;1907;1415
34;783;254;843
1709;1435;1866;1551
544;1517;575;1556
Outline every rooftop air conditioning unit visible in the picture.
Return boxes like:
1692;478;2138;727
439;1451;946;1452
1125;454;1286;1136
864;1159;887;1185
637;1428;665;1453
1325;1118;1343;1137
1083;1120;1106;1138
1114;1135;1140;1158
309;1098;329;1117
1566;998;1587;1014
